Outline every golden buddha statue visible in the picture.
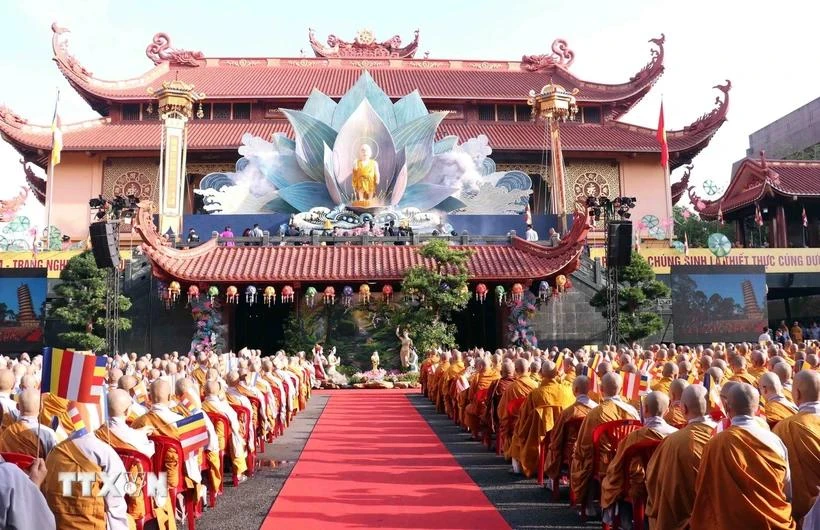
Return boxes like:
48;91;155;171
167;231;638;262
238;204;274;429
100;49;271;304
351;144;380;206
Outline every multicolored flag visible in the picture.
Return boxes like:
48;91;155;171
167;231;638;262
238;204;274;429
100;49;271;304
175;411;209;457
41;347;106;404
590;353;602;372
67;397;107;439
656;102;668;169
638;373;652;394
621;372;641;401
51;92;62;167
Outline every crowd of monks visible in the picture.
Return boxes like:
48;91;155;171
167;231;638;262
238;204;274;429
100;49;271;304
420;340;820;529
0;348;317;530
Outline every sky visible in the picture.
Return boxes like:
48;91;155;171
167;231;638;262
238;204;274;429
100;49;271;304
0;0;817;234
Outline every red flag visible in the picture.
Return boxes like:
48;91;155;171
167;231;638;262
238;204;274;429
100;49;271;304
803;206;808;228
656;102;668;168
755;204;764;227
621;372;641;401
717;203;724;225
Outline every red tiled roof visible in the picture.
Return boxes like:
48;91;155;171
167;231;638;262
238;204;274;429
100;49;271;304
134;205;590;284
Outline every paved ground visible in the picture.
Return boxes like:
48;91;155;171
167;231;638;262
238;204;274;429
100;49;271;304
407;394;589;530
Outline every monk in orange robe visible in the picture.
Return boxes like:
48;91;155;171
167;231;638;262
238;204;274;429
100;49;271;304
650;362;677;396
760;372;798;424
484;360;515;445
600;391;677;519
428;352;449;407
646;384;716;530
497;359;538;459
664;378;688;428
691;383;796;530
440;351;465;416
772;370;820;524
463;358;500;437
728;355;757;385
39;392;73;434
545;375;596;484
749;349;769;380
96;389;176;530
571;372;640;515
509;360;573;477
773;362;794;401
419;351;439;397
0;389;58;457
202;380;248;481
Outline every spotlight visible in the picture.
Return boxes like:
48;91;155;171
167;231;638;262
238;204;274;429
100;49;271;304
89;195;106;208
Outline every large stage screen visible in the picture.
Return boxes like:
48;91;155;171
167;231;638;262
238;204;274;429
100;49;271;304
0;268;46;353
671;265;768;344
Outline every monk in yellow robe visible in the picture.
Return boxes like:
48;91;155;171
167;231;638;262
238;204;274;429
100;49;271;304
600;391;677;515
191;354;209;390
202;380;248;481
650;361;677;396
43;431;129;530
497;359;538;459
749;349;769;380
545;375;596;484
728;355;757;385
759;372;798;424
429;352;449;406
691;383;796;530
571;372;640;514
174;379;222;498
663;378;688;428
0;389;58;457
463;359;499;437
509;361;573;477
773;362;794;402
646;384;716;530
96;389;176;530
772;370;820;523
440;351;465;417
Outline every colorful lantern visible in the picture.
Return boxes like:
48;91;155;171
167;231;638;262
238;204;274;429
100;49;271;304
495;285;506;304
187;285;200;303
207;285;219;301
226;285;239;303
263;286;276;306
538;280;550;301
382;284;393;302
511;283;524;302
342;285;354;307
359;284;371;304
475;283;488;303
556;274;567;293
245;285;258;305
306;286;317;307
323;286;336;305
168;281;181;302
281;285;294;303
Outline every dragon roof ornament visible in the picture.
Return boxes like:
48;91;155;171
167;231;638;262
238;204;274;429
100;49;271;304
146;33;204;67
308;28;420;58
51;23;93;78
684;80;732;133
521;39;575;72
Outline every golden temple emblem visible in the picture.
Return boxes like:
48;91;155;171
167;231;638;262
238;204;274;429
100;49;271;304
350;60;387;68
355;29;376;46
287;59;325;67
409;60;444;69
223;59;264;67
467;61;504;70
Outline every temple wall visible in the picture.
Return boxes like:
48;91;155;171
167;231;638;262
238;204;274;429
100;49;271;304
620;155;672;235
51;153;102;240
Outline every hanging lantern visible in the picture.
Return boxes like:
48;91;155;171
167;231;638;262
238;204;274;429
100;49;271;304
305;286;318;307
263;286;276;306
160;288;172;310
207;285;219;302
281;285;294;303
342;285;354;307
511;283;524;302
556;274;567;294
382;284;393;303
226;285;239;303
495;285;506;305
538;280;550;301
323;286;336;305
168;281;181;303
187;285;200;303
475;283;488;303
245;285;258;305
359;284;371;304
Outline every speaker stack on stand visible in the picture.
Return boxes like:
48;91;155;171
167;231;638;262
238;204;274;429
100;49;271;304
89;221;120;269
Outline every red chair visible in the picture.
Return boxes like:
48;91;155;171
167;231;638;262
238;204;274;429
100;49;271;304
615;438;663;530
245;396;265;453
113;447;156;530
0;452;34;471
205;411;230;492
589;419;642;528
498;396;527;456
149;434;197;530
536;405;565;485
230;404;257;477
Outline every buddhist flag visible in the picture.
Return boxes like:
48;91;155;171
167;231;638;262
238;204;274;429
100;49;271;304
755;204;764;227
175;411;209;457
67;398;106;438
51;92;62;167
656;102;668;168
638;373;652;395
41;347;106;404
622;372;641;401
803;206;808;228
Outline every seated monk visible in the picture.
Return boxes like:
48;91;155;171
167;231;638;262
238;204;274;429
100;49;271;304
773;362;794;401
202;380;248;482
191;354;209;390
571;372;640;516
225;372;257;453
749;349;769;380
0;389;58;457
173;379;222;499
0;368;19;429
772;370;820;524
509;360;573;477
43;429;129;530
646;385;716;530
691;383;796;530
118;375;150;420
759;372;798;424
463;358;499;438
728;355;756;385
497;359;538;459
664;378;688;428
650;362;677;396
261;359;287;428
600;391;677;522
545;375;597;485
96;389;176;530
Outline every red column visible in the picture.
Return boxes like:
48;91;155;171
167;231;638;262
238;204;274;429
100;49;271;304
775;205;788;248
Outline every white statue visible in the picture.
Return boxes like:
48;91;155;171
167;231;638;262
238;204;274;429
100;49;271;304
325;347;348;385
408;348;419;373
371;350;380;371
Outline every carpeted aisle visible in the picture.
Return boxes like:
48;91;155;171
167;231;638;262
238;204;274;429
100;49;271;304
261;390;511;530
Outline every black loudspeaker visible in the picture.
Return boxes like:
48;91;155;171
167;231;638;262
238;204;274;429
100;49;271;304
607;221;633;268
89;222;120;269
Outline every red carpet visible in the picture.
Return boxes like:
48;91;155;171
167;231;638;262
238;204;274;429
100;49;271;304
261;390;511;530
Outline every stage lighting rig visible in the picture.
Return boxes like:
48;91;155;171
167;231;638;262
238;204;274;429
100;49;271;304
89;194;140;221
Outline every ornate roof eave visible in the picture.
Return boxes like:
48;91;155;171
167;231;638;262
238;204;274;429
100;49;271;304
134;202;590;284
671;164;692;205
21;159;46;205
308;28;420;59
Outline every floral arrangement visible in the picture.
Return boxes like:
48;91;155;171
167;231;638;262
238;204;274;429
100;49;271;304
508;291;539;349
189;296;227;354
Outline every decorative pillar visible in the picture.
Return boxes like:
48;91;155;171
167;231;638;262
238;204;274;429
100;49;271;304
775;205;788;248
148;80;205;238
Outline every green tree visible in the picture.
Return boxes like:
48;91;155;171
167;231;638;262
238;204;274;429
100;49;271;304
591;253;670;342
391;239;472;353
50;251;131;352
674;205;734;248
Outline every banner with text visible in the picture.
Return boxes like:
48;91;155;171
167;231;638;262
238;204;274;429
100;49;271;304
0;250;131;278
589;247;820;274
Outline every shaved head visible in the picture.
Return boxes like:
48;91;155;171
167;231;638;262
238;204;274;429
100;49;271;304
108;388;132;417
118;375;137;392
500;359;514;378
0;369;14;392
681;385;708;418
540;360;557;380
793;370;820;405
18;389;40;416
670;378;688;401
150;379;171;405
204;380;220;397
662;362;678;378
773;362;792;385
758;372;782;398
601;372;621;398
573;375;590;396
643;391;670;418
514;358;530;376
726;383;759;418
19;374;38;390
